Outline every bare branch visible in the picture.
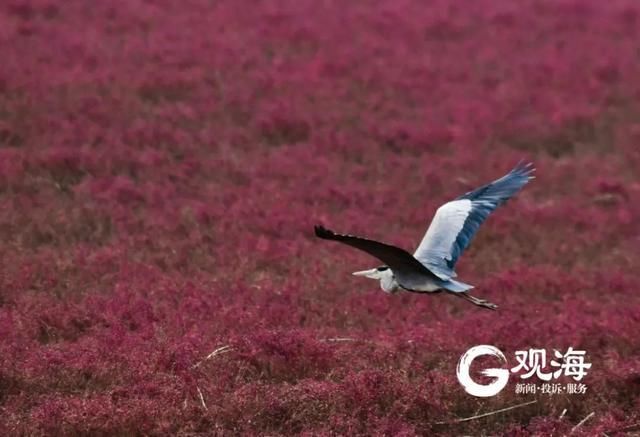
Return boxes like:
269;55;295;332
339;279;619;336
192;345;232;369
434;399;537;425
569;412;594;435
319;337;372;343
196;386;208;411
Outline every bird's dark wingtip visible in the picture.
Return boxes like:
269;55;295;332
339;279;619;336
514;160;536;174
314;224;334;239
510;160;536;184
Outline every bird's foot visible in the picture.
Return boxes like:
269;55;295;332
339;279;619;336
458;292;498;311
475;298;498;311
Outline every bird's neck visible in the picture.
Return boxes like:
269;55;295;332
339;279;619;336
379;271;399;293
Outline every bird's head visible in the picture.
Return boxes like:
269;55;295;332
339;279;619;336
353;266;397;293
352;266;390;280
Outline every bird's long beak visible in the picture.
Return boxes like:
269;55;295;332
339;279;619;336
352;268;378;278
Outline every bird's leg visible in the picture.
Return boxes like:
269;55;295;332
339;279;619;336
454;292;498;311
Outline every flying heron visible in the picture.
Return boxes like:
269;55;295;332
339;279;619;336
314;162;535;310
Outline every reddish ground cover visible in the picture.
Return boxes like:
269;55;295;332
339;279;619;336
1;0;639;435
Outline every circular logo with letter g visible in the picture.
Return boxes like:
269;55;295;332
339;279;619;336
456;345;510;397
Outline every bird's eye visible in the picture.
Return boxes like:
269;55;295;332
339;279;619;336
377;266;389;271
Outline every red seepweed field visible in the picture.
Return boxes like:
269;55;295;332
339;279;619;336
1;0;639;435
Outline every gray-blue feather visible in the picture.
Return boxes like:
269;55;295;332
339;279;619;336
414;162;535;280
448;161;535;267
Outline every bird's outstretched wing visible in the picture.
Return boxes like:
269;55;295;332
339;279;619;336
414;162;535;280
314;225;432;276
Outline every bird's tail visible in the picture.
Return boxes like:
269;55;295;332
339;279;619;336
437;278;474;292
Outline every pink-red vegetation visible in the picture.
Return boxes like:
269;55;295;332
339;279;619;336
0;0;639;435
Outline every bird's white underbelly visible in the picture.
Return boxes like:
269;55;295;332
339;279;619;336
380;273;441;293
407;281;441;293
396;276;442;293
